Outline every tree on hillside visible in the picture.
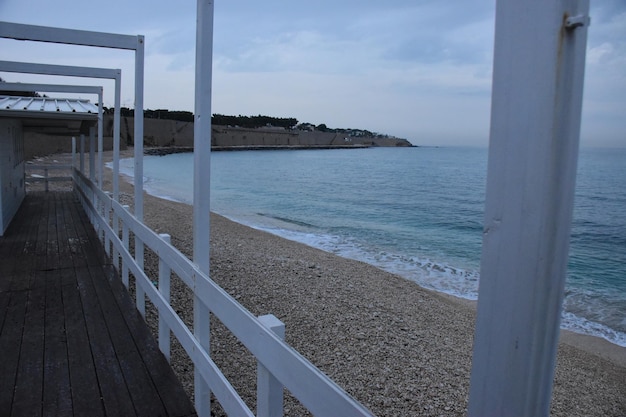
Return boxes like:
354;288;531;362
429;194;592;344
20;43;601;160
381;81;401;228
316;123;328;132
212;114;298;129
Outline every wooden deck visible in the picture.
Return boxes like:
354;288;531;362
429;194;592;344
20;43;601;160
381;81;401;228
0;192;196;417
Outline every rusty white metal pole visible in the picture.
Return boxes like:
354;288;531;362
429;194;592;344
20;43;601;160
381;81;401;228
468;1;590;416
193;1;214;416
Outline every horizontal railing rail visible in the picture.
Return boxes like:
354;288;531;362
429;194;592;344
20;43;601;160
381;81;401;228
73;167;374;417
26;163;73;191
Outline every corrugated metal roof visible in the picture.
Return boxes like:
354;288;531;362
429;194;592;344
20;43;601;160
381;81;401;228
0;95;99;115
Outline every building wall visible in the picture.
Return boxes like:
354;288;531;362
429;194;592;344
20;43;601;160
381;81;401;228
23;131;119;160
0;119;26;236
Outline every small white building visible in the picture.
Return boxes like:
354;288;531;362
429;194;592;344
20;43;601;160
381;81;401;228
0;95;98;235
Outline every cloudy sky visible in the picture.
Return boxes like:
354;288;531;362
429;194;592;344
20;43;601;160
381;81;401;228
1;0;624;147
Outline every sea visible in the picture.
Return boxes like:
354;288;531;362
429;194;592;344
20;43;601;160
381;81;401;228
114;146;626;347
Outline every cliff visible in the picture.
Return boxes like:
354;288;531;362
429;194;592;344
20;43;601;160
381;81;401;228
105;115;414;149
23;115;413;159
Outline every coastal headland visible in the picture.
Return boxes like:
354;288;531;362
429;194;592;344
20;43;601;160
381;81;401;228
21;114;413;160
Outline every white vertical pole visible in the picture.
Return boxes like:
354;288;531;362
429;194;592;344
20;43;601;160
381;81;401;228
468;1;590;417
79;134;85;174
111;77;121;269
71;136;76;169
134;36;145;294
159;233;172;363
97;90;104;188
193;1;214;415
113;74;121;201
89;126;96;182
122;204;130;288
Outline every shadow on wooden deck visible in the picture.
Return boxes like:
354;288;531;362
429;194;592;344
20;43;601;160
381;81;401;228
0;191;196;417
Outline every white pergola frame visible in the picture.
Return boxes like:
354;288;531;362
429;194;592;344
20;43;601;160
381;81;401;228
0;61;119;192
0;22;147;303
0;1;594;414
0;81;104;180
0;20;144;232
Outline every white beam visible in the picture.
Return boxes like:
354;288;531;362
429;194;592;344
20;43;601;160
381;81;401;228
468;1;590;416
133;36;145;274
0;21;139;50
0;82;102;95
0;60;119;79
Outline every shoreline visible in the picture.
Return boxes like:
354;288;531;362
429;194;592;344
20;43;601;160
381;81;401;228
143;145;378;156
36;150;625;416
130;148;626;358
55;149;626;360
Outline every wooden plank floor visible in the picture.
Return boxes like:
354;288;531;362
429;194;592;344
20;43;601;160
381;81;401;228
0;192;196;417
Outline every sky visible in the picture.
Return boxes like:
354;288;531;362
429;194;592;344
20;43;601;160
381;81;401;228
1;0;624;147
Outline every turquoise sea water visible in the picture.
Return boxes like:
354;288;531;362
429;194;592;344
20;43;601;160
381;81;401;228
115;147;626;346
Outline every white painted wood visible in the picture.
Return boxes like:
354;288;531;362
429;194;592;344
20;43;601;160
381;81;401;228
0;21;139;50
79;134;85;174
74;169;374;417
257;315;285;417
71;138;76;171
113;72;122;201
74;176;254;417
0;82;102;95
136;237;146;318
193;2;215;415
102;192;112;257
122;204;130;288
0;60;118;79
133;37;145;311
1;22;136;234
111;73;122;272
159;233;172;363
97;93;104;188
193;0;214;274
468;1;590;416
89;127;95;182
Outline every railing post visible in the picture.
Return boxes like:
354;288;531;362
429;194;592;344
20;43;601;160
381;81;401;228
121;204;130;288
44;167;49;192
257;314;285;417
71;137;76;175
80;134;85;174
158;233;172;362
104;192;113;257
112;212;120;271
136;233;146;318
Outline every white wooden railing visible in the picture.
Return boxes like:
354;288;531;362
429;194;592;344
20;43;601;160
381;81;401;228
26;164;73;191
72;167;374;417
